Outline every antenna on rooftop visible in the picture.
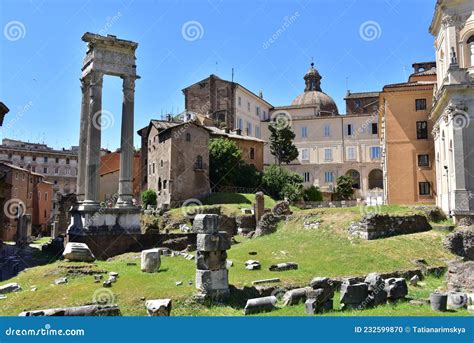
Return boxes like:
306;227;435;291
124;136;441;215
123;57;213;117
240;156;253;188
231;68;234;83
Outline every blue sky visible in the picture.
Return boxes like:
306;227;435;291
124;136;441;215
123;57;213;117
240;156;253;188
1;0;436;150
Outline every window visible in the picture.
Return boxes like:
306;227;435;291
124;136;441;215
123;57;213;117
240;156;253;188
347;124;352;136
301;126;308;138
468;35;474;67
152;163;155;174
238;96;242;107
238;118;243;130
324;171;334;183
418;154;430;167
66;158;70;164
303;172;310;183
22;173;25;181
186;133;191;142
255;126;261;138
55;167;59;174
419;182;431;195
15;172;19;180
8;153;12;159
371;123;378;134
160;160;163;167
416;121;428;139
20;155;24;161
55;157;59;163
45;192;48;201
32;156;36;161
196;155;203;169
44;157;48;162
324;148;332;161
301;148;310;161
370;146;381;159
250;148;255;160
324;124;331;137
247;122;252;135
163;180;167;189
347;147;356;160
32;166;36;172
54;180;58;185
263;111;267;120
43;167;48;174
415;99;427;111
256;106;261;117
247;102;250;111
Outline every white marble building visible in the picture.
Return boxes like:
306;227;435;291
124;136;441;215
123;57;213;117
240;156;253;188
430;0;474;222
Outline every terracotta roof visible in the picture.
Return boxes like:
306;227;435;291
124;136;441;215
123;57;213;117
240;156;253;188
0;161;30;172
100;152;120;175
410;67;436;77
383;81;435;89
344;91;380;99
204;126;265;143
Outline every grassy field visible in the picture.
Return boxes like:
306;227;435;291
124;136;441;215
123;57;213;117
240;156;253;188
0;205;462;316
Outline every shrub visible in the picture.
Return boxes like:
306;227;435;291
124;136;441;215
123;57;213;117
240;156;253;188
262;164;303;201
334;175;354;200
209;138;242;187
303;186;323;202
235;163;262;188
141;189;157;208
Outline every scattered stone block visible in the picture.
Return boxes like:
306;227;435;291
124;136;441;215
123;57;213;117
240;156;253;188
196;232;231;252
141;248;161;273
103;280;112;288
430;292;447;312
0;282;21;294
245;260;261;270
196;269;228;292
54;277;68;285
94;274;102;283
409;275;420;286
283;287;312;306
196;250;227;270
63;242;95;262
193;214;219;234
244;296;277;315
305;298;333;314
269;262;298;271
19;304;121;316
175;281;183;286
226;260;233;268
252;278;281;285
145;299;172;316
109;272;118;278
340;281;368;310
384;278;408;300
309;277;331;290
447;261;474;292
447;292;468;309
468;305;474;313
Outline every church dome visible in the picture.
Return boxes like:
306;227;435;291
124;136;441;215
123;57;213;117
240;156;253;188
291;63;339;115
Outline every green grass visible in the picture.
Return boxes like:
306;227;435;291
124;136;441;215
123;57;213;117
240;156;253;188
0;206;461;316
31;237;52;245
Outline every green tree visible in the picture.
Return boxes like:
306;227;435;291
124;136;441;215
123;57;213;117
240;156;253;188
235;163;262;188
262;164;303;201
209;138;243;187
303;186;323;202
268;122;299;165
334;175;354;200
141;189;157;208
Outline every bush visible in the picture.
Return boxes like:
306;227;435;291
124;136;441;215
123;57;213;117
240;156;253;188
262;165;303;201
235;164;262;188
334;175;354;200
209;138;243;187
141;189;157;208
303;186;323;202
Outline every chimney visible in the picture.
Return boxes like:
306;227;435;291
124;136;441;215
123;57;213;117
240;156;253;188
166;114;172;122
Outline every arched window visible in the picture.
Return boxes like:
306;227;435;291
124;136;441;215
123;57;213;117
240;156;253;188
158;177;162;192
196;155;203;169
346;169;361;189
368;169;383;189
468;35;474;67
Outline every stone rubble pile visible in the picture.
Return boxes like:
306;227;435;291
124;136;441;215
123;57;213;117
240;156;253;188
63;242;95;262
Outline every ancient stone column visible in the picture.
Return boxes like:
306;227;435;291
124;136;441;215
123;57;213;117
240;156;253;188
76;76;91;203
83;71;103;208
116;76;135;207
255;191;264;222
